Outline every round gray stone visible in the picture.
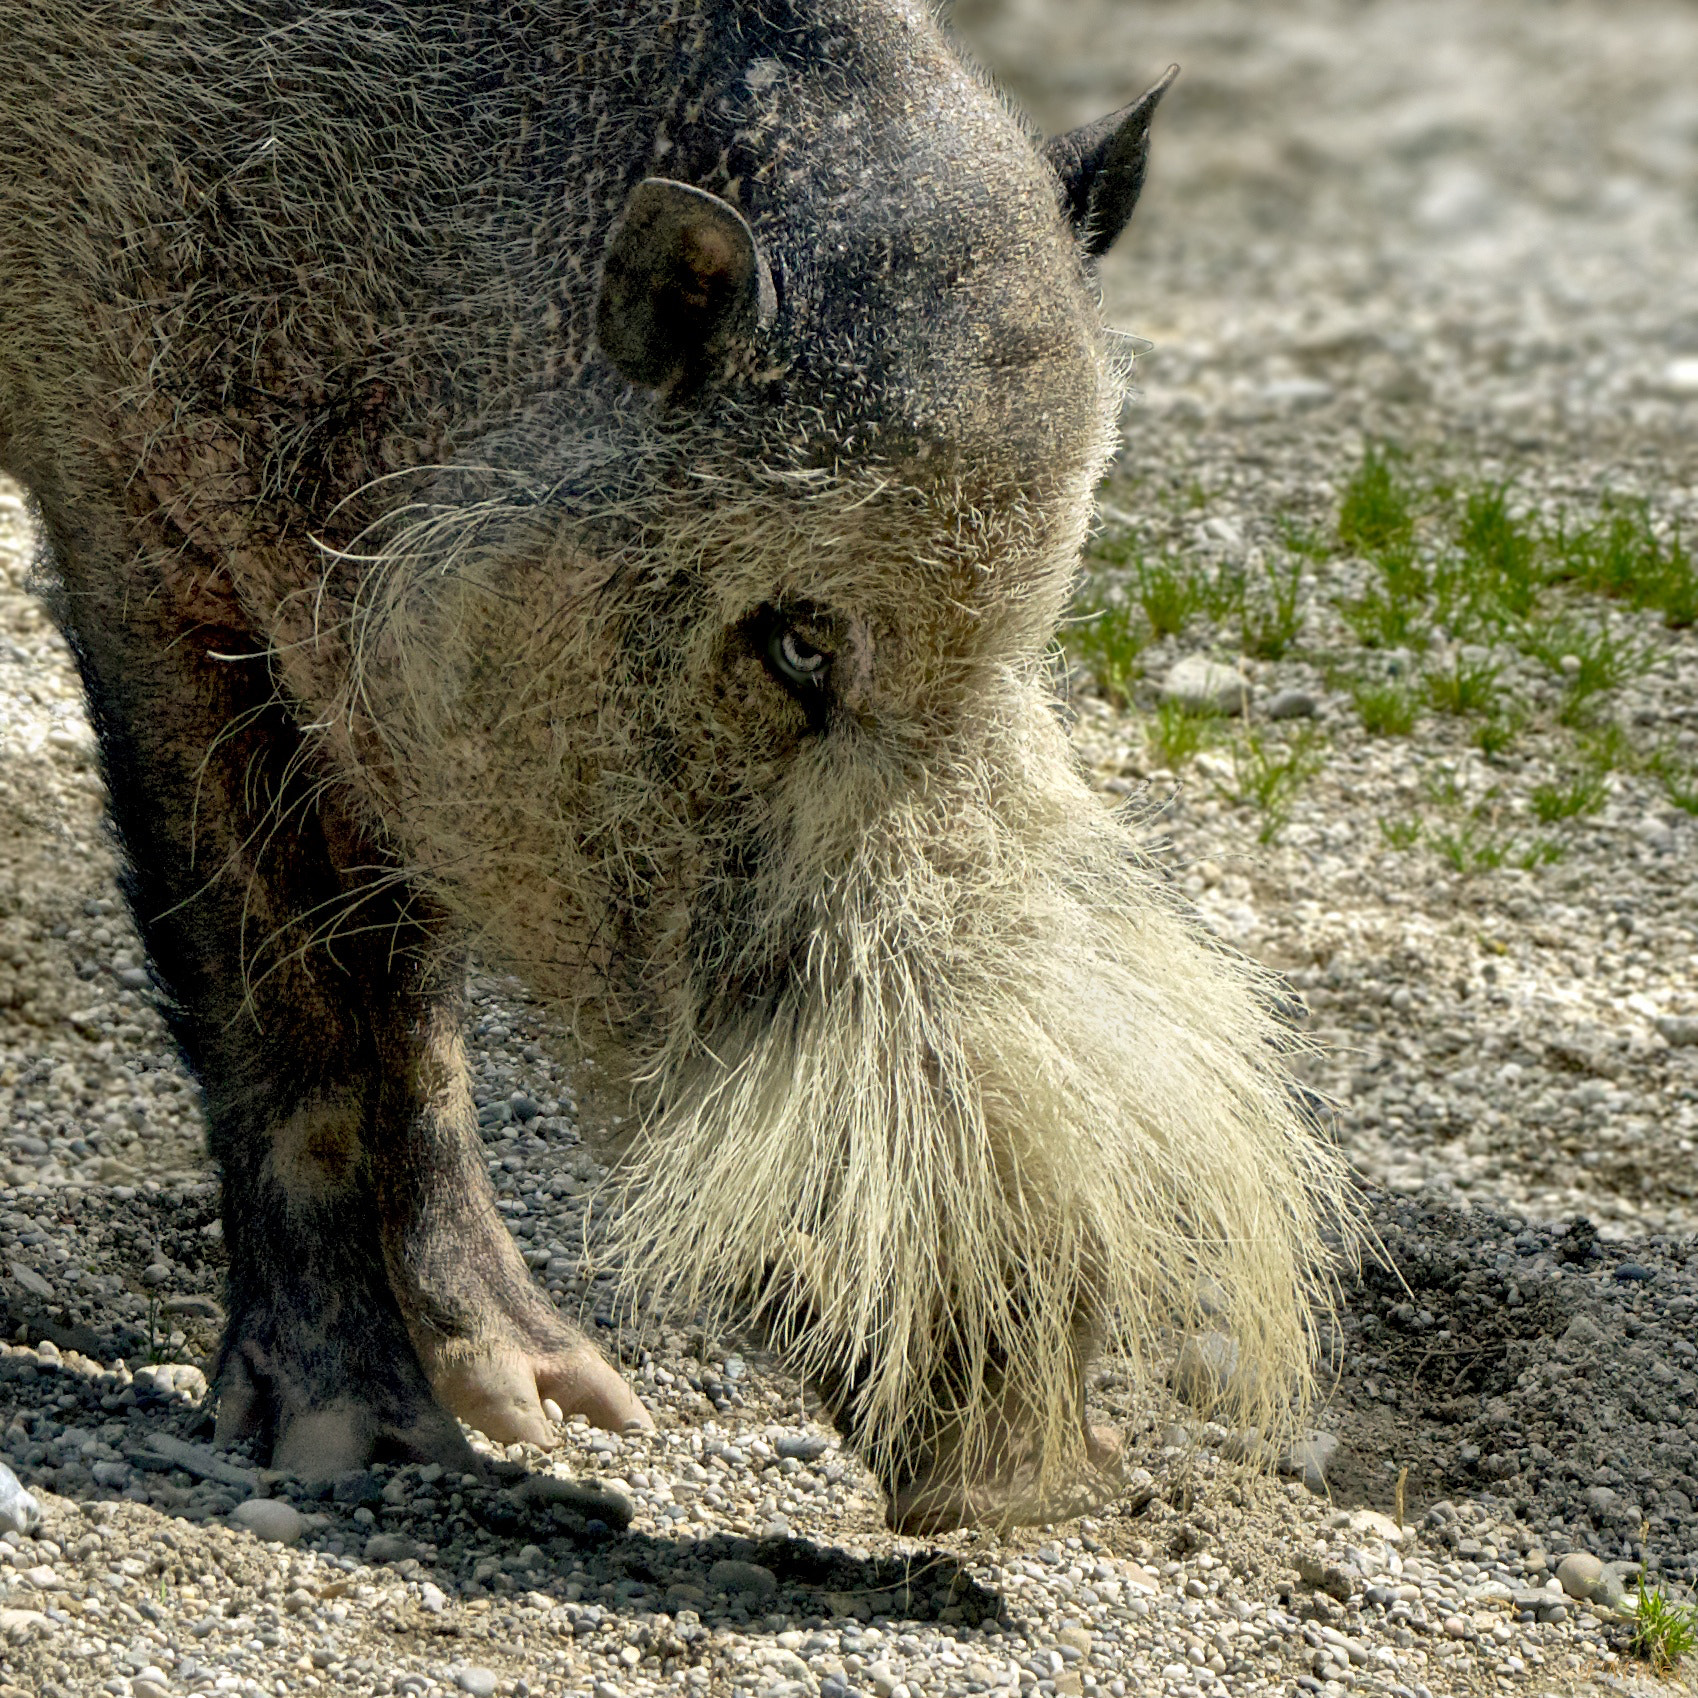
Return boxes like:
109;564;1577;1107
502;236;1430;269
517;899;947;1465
230;1497;305;1546
1161;654;1249;716
1555;1551;1603;1600
1171;1330;1242;1405
708;1558;779;1600
1265;688;1319;720
1283;1430;1340;1494
773;1432;830;1461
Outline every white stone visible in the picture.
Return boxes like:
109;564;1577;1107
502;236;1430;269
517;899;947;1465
1659;357;1698;396
230;1497;305;1546
0;1462;42;1535
1161;655;1249;716
1259;377;1334;408
1345;1508;1406;1546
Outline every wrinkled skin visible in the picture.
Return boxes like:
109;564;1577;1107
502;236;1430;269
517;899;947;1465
0;0;1340;1527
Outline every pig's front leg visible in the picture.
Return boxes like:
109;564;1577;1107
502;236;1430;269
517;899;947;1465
64;555;640;1472
373;1003;651;1445
65;568;479;1473
208;1079;476;1476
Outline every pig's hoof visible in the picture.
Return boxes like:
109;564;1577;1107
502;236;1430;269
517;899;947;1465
417;1332;653;1449
886;1421;1125;1535
214;1326;475;1480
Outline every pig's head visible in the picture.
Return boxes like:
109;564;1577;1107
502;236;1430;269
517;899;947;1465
343;23;1350;1530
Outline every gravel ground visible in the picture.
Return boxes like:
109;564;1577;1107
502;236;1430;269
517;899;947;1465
3;3;1697;1697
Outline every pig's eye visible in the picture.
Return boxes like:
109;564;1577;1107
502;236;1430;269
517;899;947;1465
766;624;829;690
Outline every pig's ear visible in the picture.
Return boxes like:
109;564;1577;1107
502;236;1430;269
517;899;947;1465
1043;65;1178;260
596;177;777;389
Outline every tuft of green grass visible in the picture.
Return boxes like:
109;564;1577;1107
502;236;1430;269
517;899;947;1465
1379;817;1421;850
1067;596;1148;707
1146;698;1216;771
1421;767;1470;810
1654;542;1698;628
1546;502;1698;627
1471;710;1523;760
1628;1583;1698;1676
1276;514;1333;562
1524;620;1636;725
1577;720;1645;775
1338;443;1416;559
1333;445;1437;646
1515;837;1566;869
1238;555;1306;660
1454;483;1541;625
1662;776;1698;816
1338;540;1434;649
1423;653;1501;717
1429;819;1509;875
1653;753;1698;816
1221;726;1326;843
1350;678;1418;737
1546;508;1640;599
1134;551;1215;638
1531;772;1608;824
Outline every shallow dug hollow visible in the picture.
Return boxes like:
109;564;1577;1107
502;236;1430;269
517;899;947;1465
1320;1195;1696;1568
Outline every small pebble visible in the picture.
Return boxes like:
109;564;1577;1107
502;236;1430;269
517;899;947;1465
1660;356;1698;395
1265;687;1319;720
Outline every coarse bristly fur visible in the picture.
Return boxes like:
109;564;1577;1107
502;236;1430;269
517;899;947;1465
0;0;1356;1522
